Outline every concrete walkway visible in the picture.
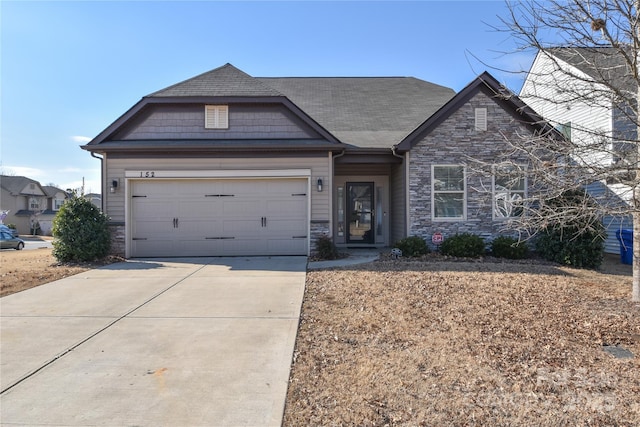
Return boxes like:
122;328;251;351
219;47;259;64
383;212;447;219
1;256;306;427
307;248;382;270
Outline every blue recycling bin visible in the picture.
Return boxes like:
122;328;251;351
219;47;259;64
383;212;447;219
615;229;633;265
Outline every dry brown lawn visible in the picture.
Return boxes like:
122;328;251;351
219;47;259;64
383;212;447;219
284;255;640;426
0;240;120;297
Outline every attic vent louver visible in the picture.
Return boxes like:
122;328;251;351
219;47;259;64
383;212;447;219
475;108;487;131
205;105;229;129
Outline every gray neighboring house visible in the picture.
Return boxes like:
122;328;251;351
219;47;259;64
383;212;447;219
520;48;634;254
84;193;102;210
0;176;67;235
83;64;551;258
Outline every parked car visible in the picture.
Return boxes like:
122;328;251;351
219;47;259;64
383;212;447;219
0;231;24;250
0;224;18;237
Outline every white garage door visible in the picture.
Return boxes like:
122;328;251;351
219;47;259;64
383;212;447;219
130;178;308;257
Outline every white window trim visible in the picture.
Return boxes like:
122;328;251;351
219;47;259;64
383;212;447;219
205;105;229;129
475;107;487;131
492;165;527;220
431;164;466;221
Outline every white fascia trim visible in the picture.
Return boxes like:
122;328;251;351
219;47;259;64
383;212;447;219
125;169;312;179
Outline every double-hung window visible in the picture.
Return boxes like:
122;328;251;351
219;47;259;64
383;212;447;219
493;166;526;219
432;165;465;220
54;198;65;210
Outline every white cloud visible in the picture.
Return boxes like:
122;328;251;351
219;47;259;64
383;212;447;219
0;166;46;178
71;135;92;143
58;167;86;173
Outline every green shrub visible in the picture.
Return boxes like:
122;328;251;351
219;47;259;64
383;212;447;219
439;233;486;258
52;196;111;262
534;190;605;269
315;235;339;260
491;236;529;259
535;228;604;268
393;236;430;257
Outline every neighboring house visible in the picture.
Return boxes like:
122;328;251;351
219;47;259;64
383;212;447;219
84;193;102;210
520;48;634;253
82;63;553;258
40;186;69;235
0;176;68;235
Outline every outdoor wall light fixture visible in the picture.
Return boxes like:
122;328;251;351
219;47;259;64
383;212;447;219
317;177;323;192
110;179;118;193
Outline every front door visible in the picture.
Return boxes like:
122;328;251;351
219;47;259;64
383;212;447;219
346;182;374;244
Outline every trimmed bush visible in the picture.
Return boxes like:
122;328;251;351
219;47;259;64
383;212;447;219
52;196;111;262
440;233;486;258
315;235;339;260
534;190;605;269
535;228;604;268
491;236;529;259
393;236;430;257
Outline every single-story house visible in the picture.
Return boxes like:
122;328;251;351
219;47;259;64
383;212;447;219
82;64;551;258
0;175;67;235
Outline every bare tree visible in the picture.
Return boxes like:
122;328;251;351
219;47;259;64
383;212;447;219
489;0;640;301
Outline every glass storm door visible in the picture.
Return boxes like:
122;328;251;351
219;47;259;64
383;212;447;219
346;182;374;244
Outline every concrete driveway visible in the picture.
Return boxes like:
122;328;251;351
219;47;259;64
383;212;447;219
1;256;307;426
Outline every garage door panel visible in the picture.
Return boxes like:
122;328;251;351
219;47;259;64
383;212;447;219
130;178;308;257
177;219;221;237
222;200;260;216
132;200;173;217
177;201;221;218
174;239;221;257
132;219;173;237
220;238;267;256
264;218;307;235
265;199;306;216
132;239;179;258
267;239;307;255
223;219;261;237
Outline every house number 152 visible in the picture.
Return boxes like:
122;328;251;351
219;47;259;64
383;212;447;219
140;171;155;178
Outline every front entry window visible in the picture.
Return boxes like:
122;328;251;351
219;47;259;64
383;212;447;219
346;182;374;244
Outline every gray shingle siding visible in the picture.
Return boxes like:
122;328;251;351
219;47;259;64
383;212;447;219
114;104;320;141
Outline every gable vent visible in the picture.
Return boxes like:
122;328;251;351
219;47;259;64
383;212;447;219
475;108;487;131
205;105;229;129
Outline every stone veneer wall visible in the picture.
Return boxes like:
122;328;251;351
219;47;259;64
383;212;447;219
409;89;534;250
108;223;125;256
310;220;330;255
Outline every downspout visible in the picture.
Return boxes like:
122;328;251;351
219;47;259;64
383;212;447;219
392;146;410;238
331;150;346;242
90;151;105;212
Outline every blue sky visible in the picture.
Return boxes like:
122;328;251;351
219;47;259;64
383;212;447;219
1;1;534;194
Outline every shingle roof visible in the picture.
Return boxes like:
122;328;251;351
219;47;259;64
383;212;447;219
548;47;635;90
144;63;456;148
258;77;456;148
148;63;284;98
42;185;66;197
0;175;41;195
